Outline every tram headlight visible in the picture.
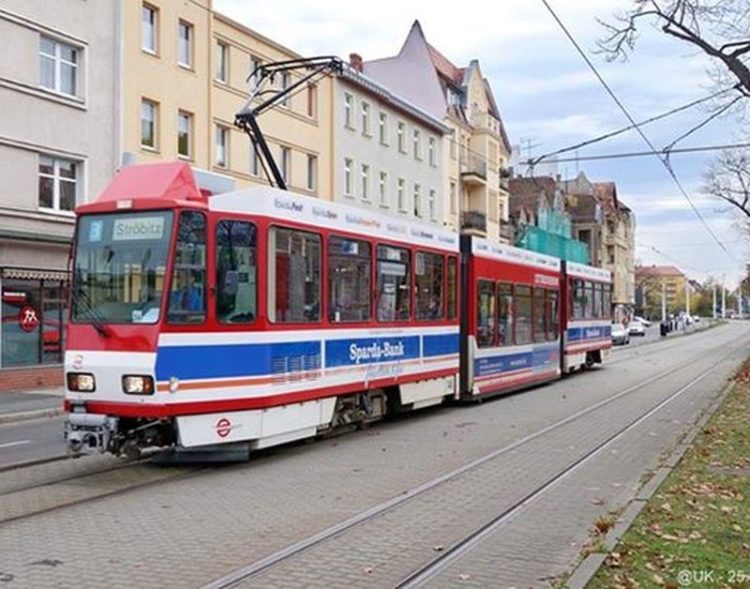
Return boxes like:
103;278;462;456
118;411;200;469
122;375;155;395
67;372;96;392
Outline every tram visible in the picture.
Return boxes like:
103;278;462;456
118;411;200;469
64;162;611;457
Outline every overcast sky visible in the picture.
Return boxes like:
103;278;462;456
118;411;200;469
215;0;748;288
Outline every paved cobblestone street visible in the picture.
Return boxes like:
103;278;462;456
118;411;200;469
0;323;747;588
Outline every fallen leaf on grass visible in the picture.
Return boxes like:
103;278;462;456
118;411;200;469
362;567;373;574
432;545;444;552
458;573;471;581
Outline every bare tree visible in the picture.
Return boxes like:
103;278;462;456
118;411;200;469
599;1;750;99
703;148;750;217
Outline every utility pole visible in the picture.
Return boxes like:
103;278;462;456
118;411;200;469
685;279;690;318
721;280;726;319
737;287;742;318
713;285;717;319
661;281;667;322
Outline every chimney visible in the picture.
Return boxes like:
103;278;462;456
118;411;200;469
349;53;363;73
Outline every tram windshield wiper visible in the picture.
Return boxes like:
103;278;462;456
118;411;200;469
72;283;110;338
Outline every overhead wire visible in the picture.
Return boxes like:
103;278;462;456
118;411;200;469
539;0;739;262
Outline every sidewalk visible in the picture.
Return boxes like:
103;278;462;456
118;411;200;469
0;388;64;425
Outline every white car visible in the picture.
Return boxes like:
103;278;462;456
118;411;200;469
611;322;630;345
627;319;647;336
634;316;652;327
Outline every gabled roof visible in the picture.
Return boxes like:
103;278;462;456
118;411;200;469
636;265;685;278
427;43;463;86
593;182;619;216
508;177;556;222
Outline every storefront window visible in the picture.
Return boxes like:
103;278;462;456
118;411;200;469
1;274;68;368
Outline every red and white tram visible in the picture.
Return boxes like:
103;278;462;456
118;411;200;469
64;162;612;457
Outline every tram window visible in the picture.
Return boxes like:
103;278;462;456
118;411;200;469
603;284;612;319
547;289;559;340
583;281;594;318
593;283;602;319
533;287;545;343
515;285;532;345
571;279;584;320
476;280;496;348
447;256;457;320
168;210;207;324
216;220;257;324
328;236;371;322
416;251;444;321
498;282;513;346
268;227;321;323
376;245;410;321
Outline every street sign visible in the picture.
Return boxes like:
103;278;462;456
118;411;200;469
18;305;40;332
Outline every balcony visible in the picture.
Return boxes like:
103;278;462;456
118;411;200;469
470;111;501;136
499;220;514;243
460;155;487;187
461;211;487;235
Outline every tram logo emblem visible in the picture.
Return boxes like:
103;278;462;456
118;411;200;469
72;354;84;370
18;305;40;333
215;418;233;438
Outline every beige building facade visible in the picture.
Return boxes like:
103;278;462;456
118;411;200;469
363;21;513;242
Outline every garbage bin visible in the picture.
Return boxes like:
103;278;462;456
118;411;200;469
660;321;668;337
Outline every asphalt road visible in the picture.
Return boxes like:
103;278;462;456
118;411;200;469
0;321;746;588
0;416;66;469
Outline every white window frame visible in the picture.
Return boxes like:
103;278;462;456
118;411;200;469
39;36;79;97
280;73;291;108
142;4;158;54
177;110;193;159
140;98;158;150
216;41;229;83
344;158;353;196
178;20;193;69
280;146;291;182
414;183;421;217
361;102;371;136
429;137;436;166
397;178;406;212
429;189;437;221
397;122;405;153
379;171;388;208
344;93;354;129
307;154;317;192
38;155;79;214
378;112;388;146
361;164;370;201
450;181;457;214
216;125;229;167
413;129;422;160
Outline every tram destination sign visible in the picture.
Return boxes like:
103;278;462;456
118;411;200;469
112;216;165;241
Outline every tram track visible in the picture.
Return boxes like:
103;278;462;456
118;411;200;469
202;328;748;589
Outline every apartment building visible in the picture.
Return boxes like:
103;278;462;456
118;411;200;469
123;0;333;197
0;1;117;383
636;265;686;313
362;21;513;242
334;60;447;224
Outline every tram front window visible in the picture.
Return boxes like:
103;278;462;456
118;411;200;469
72;212;173;324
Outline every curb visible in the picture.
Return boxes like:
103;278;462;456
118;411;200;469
0;407;64;425
564;378;736;589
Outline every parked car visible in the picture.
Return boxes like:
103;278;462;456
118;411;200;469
628;319;647;336
611;322;630;345
693;315;701;323
634;315;652;327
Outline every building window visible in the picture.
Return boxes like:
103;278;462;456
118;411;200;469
379;112;388;145
344;158;353;196
344;93;354;128
39;155;78;212
361;101;371;135
39;36;78;97
414;184;421;217
280;72;291;108
429;137;436;166
397;178;406;211
141;99;158;149
607;245;615;264
429;189;436;221
142;4;158;54
307;84;317;118
307;154;317;192
397;121;405;153
250;147;260;176
177;111;193;159
178;20;193;68
379;171;388;208
413;129;422;160
450;181;457;214
250;55;262;85
216;41;228;83
216;125;229;167
280;146;291;183
361;164;370;201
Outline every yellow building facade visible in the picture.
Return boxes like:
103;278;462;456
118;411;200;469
121;0;332;198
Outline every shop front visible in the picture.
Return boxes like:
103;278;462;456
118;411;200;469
0;267;69;390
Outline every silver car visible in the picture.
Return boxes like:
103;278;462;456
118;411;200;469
611;322;630;345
